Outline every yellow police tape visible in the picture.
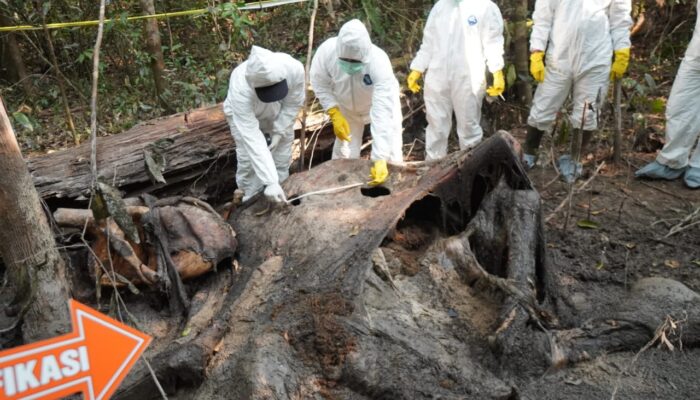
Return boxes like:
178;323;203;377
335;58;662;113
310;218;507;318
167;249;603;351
0;0;306;33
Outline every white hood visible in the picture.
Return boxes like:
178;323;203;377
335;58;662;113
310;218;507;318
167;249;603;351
245;45;285;88
336;19;372;62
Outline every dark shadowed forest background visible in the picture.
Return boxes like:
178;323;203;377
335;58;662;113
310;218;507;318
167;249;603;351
1;0;696;153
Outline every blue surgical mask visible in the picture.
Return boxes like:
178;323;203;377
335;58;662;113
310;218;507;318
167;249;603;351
338;59;364;75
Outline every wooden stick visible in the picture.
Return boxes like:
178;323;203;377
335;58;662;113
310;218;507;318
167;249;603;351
298;0;320;171
612;79;622;164
546;162;606;224
90;0;107;187
54;206;149;228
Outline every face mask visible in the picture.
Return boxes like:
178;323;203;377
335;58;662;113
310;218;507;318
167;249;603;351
338;59;364;75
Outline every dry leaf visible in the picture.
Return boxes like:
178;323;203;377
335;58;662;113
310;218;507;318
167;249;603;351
349;225;360;237
577;219;599;229
664;259;680;269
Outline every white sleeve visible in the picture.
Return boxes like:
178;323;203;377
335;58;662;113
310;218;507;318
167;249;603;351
410;6;438;72
272;58;305;135
309;40;339;112
369;52;402;161
227;83;279;186
530;0;556;52
481;3;505;73
608;0;632;51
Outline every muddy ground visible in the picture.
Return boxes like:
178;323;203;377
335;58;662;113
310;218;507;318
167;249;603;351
508;127;699;399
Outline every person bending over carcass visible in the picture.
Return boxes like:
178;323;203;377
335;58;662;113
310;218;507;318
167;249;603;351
223;45;305;203
310;19;404;186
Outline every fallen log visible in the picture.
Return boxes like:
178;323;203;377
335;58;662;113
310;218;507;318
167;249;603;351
28;104;332;207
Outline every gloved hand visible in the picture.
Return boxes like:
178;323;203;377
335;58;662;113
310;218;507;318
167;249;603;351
328;106;351;142
486;69;505;97
268;134;282;152
530;51;545;83
610;48;630;80
407;70;422;94
368;159;388;186
264;183;287;203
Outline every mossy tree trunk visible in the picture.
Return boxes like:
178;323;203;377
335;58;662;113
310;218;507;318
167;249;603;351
0;97;71;343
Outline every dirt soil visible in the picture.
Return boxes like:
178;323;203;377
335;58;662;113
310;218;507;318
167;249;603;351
509;127;700;399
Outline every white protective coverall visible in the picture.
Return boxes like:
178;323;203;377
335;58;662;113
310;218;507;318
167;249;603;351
223;46;305;201
410;0;505;161
310;19;404;162
527;0;632;132
656;0;700;170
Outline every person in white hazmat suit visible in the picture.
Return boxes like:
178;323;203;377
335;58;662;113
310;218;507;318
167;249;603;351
407;0;505;161
223;46;305;203
523;0;632;183
635;0;700;189
310;19;403;185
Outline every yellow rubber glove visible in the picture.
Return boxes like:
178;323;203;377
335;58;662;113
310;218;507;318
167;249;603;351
407;70;422;94
328;106;351;142
369;159;388;186
530;51;545;83
610;48;631;80
486;69;505;97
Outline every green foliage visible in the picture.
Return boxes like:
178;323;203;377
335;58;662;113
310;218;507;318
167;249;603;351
12;112;34;132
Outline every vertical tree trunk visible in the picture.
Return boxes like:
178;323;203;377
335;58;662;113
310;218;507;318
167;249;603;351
0;13;33;96
41;14;80;144
0;97;71;343
139;0;172;113
513;0;532;119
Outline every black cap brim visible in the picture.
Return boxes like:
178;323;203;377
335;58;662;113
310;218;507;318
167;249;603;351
255;79;289;103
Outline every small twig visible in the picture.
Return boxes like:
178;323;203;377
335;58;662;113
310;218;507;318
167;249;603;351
360;139;373;151
664;206;700;238
401;103;425;122
142;357;169;400
546;162;606;224
404;138;422;159
285;182;365;204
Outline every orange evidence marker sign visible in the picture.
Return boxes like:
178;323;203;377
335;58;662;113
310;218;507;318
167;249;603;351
0;300;151;400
